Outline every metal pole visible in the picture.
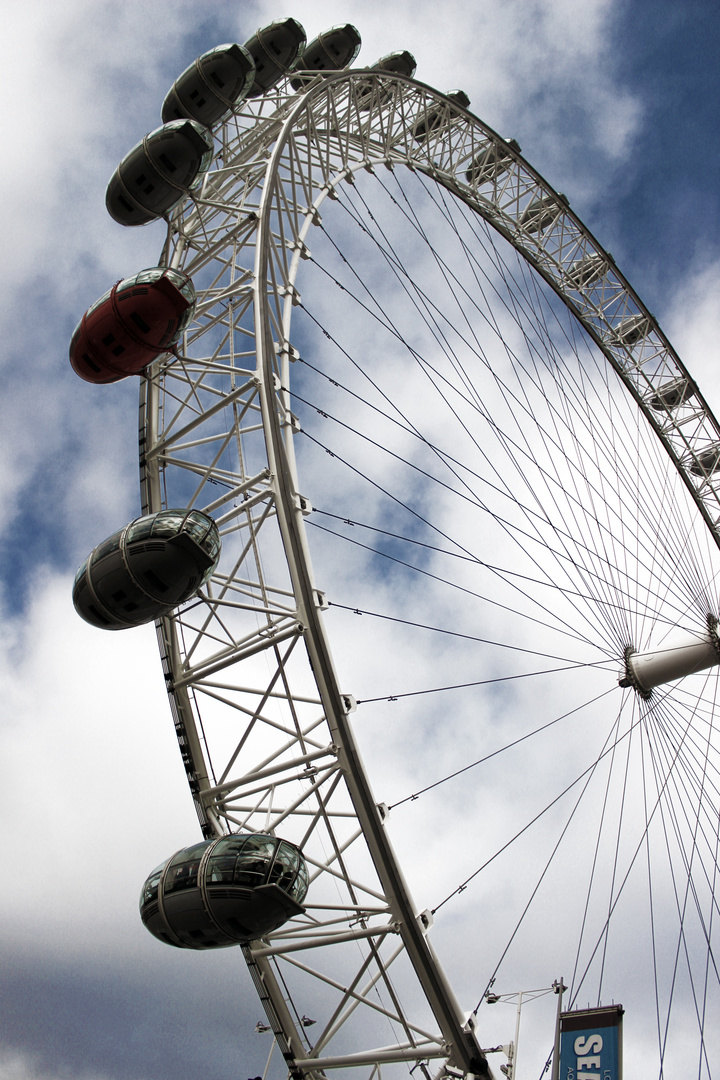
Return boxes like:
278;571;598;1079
511;991;522;1079
550;978;566;1080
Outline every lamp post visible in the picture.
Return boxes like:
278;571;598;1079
484;979;565;1080
550;979;567;1080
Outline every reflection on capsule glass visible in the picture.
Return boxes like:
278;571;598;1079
243;18;306;97
106;119;214;227
162;43;256;127
69;267;196;384
140;833;309;949
290;24;361;90
73;509;221;630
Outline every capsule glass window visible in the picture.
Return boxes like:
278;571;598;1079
165;267;197;305
92;531;123;562
291;859;309;903
164;841;208;894
270;842;300;892
150;509;188;537
124;517;155;544
143;121;214;191
184;511;222;564
141;862;167;906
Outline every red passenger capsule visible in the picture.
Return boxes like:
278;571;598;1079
69;267;196;384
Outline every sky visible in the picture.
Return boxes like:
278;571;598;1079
1;2;720;1079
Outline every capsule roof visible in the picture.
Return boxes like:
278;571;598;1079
162;43;256;126
106;120;214;227
69;267;196;383
290;24;361;89
243;18;307;97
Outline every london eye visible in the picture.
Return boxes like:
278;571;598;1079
69;18;720;1080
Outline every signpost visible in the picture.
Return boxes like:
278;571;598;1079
557;1005;623;1080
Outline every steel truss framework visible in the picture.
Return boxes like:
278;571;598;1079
138;70;720;1080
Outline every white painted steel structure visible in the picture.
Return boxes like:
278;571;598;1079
137;64;720;1079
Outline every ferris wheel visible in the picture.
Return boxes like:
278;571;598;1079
71;19;720;1080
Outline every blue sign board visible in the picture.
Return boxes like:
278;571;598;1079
558;1005;623;1080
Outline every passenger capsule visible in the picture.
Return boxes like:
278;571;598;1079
465;138;521;186
140;833;309;949
290;24;362;89
161;44;255;126
243;18;306;97
520;192;568;234
106;120;214;226
412;90;470;142
69;267;196;384
650;378;694;412
566;253;609;289
614;313;649;346
356;51;417;110
690;446;720;477
73;509;221;630
372;50;416;78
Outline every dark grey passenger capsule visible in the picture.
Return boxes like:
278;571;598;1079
614;313;649;347
161;44;256;126
355;51;417;111
690;446;720;477
465;139;521;186
140;833;309;949
243;18;306;97
520;192;568;235
371;50;416;78
73;509;221;630
649;377;694;412
566;252;608;289
106;120;214;226
412;90;470;142
290;24;362;89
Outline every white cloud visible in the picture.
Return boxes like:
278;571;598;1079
0;1047;113;1080
0;571;198;960
665;257;720;415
